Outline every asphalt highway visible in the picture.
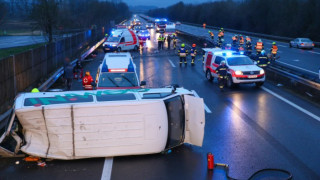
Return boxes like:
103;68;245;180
1;17;320;180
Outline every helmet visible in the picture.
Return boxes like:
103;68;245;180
220;61;226;65
261;50;266;55
258;39;262;42
85;71;90;76
105;34;108;37
272;42;276;45
221;28;224;30
208;31;211;33
181;43;185;48
192;44;196;47
219;30;222;32
31;88;40;93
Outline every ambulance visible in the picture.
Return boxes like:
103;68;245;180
103;29;140;52
203;48;265;87
95;52;146;89
0;87;205;159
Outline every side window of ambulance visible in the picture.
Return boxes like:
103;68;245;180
205;53;212;66
120;37;125;43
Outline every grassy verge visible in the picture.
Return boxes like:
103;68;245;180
0;43;46;60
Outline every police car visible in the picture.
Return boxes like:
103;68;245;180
203;48;265;87
96;52;146;89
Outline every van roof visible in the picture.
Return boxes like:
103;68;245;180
102;53;133;72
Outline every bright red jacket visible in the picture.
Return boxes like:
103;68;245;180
82;75;93;90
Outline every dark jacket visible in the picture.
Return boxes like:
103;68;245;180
64;62;74;79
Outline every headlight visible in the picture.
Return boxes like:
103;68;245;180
112;44;117;47
260;69;265;74
235;70;243;75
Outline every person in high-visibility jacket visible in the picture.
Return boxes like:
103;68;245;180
218;30;224;40
231;36;238;51
208;31;214;40
216;61;229;91
172;33;177;50
245;36;251;43
255;50;270;68
178;43;188;65
239;35;244;46
255;39;264;54
82;71;94;90
245;39;253;55
270;42;278;60
203;23;206;29
190;44;197;66
157;34;165;50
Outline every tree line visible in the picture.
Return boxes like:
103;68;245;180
0;0;131;42
148;0;320;41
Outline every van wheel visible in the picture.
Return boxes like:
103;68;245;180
255;82;264;87
227;75;235;88
117;47;121;52
134;45;139;51
206;70;213;81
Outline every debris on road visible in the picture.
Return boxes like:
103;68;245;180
37;161;46;167
24;156;40;162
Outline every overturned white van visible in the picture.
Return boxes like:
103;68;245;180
0;87;205;160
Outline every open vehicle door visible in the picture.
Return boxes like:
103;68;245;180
183;95;205;146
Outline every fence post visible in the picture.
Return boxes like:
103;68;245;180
12;55;17;96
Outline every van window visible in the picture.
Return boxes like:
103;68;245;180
120;37;125;43
214;56;224;65
142;93;173;99
97;94;136;102
164;95;185;149
24;95;94;106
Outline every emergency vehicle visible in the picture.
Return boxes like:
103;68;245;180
95;52;145;89
203;48;265;87
165;24;176;37
155;18;167;33
103;29;139;52
1;87;205;159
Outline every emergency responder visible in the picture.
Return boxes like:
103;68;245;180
203;43;207;63
255;39;264;54
217;38;224;48
203;23;206;29
232;35;238;51
73;60;83;80
172;33;177;50
31;88;40;93
245;36;251;43
218;30;223;41
82;71;94;90
64;57;73;91
245;38;253;55
221;28;224;33
270;42;278;62
208;31;214;40
190;44;197;66
178;43;188;66
239;35;245;46
255;50;270;68
157;33;165;50
167;35;171;50
216;61;229;91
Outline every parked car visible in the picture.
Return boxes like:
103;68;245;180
146;23;154;29
175;21;181;26
289;38;315;49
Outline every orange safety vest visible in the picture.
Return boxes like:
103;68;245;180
232;36;236;41
271;45;278;54
210;32;214;36
218;31;224;37
246;37;251;42
256;42;263;50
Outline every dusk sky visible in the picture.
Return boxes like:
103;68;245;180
122;0;213;8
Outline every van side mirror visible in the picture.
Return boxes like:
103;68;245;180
140;81;146;86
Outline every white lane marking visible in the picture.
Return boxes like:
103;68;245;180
101;158;113;180
293;59;300;62
168;59;176;67
276;61;318;75
191;90;212;113
308;51;320;55
261;87;320;122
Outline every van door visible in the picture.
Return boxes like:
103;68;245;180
119;37;126;50
183;95;205;147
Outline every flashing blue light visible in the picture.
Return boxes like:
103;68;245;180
128;59;134;72
226;52;233;57
155;19;160;22
111;31;115;34
240;51;244;55
101;63;109;72
164;19;167;22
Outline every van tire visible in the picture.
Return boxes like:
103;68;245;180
206;70;213;81
117;47;121;52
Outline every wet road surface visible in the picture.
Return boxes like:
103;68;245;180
1;17;320;180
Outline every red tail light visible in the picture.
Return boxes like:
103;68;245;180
301;43;304;46
312;43;315;46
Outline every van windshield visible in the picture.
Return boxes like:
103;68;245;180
164;96;185;149
98;72;139;88
107;36;120;42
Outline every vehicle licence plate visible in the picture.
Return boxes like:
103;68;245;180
248;75;257;78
